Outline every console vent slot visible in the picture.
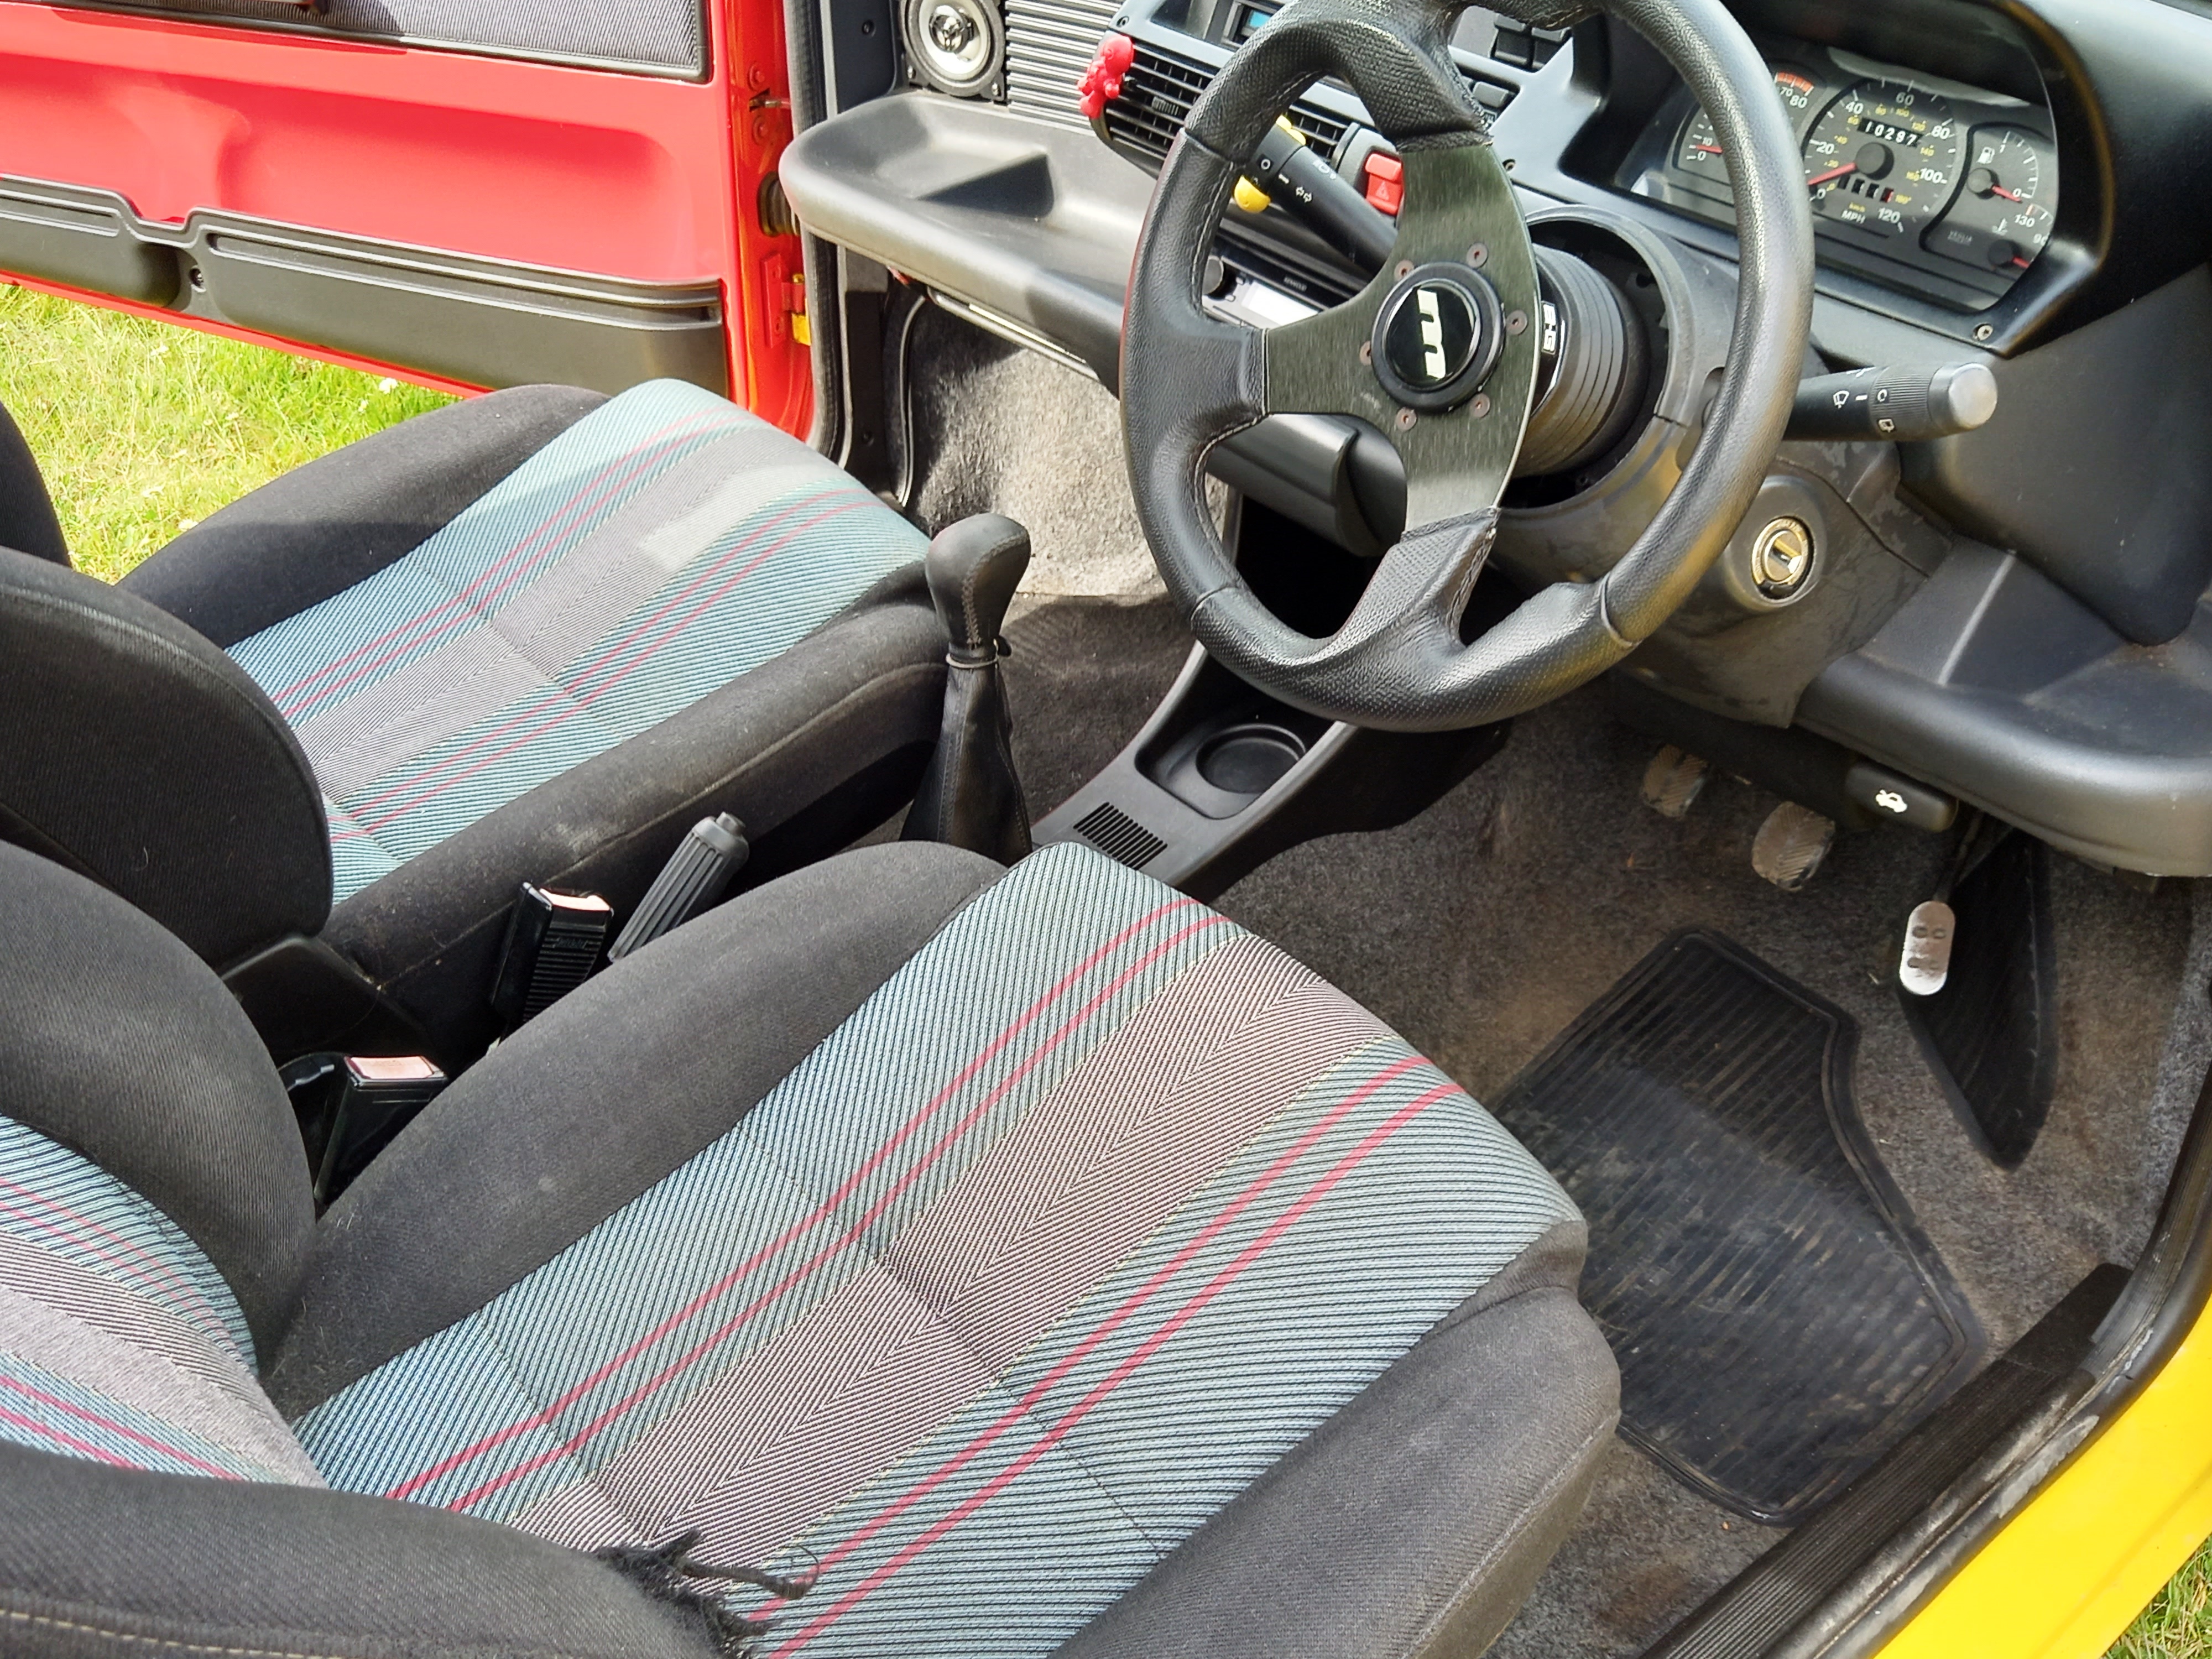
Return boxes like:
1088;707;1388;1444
1073;802;1168;869
1005;0;1124;126
1105;42;1352;163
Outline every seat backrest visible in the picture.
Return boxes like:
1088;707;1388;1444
0;838;738;1659
0;548;333;967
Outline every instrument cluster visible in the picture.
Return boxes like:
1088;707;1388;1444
1627;44;2057;311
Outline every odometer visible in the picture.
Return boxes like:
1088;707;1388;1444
1801;78;1964;237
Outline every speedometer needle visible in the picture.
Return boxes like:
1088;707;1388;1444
1805;163;1858;189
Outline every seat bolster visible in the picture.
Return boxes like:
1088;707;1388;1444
0;843;315;1362
269;840;1005;1416
119;386;607;648
0;549;331;969
319;577;946;1063
0;1443;723;1659
0;403;67;566
1051;1218;1620;1659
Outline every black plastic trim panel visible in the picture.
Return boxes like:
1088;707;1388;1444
34;0;712;80
0;176;729;396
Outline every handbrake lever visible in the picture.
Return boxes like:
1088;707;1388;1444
1785;363;1998;444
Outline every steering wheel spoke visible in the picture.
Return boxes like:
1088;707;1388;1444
1258;293;1391;425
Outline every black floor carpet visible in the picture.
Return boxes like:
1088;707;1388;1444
1490;930;1984;1525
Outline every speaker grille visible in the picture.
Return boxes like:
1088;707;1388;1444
1072;802;1167;869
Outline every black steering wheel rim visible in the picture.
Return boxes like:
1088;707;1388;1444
1119;0;1814;732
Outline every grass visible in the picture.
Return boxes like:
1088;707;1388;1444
2116;1546;2212;1659
5;285;2212;1658
0;284;452;581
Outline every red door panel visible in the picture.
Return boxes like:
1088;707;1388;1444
0;1;811;432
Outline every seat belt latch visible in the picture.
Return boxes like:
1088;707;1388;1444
492;885;613;1026
608;813;749;963
285;1053;450;1204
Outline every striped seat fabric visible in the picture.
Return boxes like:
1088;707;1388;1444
0;1117;317;1487
299;842;1581;1656
224;379;927;904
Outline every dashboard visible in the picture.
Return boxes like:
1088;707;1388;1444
779;0;2212;877
1624;44;2057;311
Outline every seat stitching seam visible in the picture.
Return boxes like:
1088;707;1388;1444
342;655;940;984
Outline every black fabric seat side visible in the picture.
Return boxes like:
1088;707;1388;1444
119;385;608;647
0;549;331;971
317;567;948;1064
270;839;1006;1415
0;403;67;567
0;1443;720;1659
0;842;314;1356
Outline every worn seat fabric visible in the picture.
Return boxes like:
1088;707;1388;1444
214;380;926;904
0;379;945;1061
0;837;1618;1659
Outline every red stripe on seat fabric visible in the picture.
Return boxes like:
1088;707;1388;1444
0;1180;226;1343
0;1374;238;1480
383;898;1203;1504
770;1073;1463;1651
440;914;1232;1517
269;410;727;720
0;1400;133;1467
347;494;869;837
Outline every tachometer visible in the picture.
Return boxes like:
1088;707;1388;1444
1801;78;1963;237
1677;66;1820;182
1924;125;2056;273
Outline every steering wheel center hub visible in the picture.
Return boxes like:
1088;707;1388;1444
1371;261;1504;411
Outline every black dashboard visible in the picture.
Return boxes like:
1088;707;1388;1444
1625;43;2056;311
780;0;2212;877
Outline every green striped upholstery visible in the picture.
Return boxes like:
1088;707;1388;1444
224;380;927;905
297;843;1580;1656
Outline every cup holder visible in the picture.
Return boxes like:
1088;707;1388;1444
1195;723;1307;796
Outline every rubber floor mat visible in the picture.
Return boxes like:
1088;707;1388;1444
1489;929;1985;1525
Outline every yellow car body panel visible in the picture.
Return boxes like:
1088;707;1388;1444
1879;1310;2212;1658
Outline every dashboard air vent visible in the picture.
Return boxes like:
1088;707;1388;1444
1005;0;1125;126
1104;41;1352;163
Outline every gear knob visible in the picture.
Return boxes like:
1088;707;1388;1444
925;514;1031;663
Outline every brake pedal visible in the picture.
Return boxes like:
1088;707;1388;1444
1752;802;1835;891
1641;745;1709;820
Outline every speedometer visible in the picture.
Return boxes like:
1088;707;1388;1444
1801;79;1964;238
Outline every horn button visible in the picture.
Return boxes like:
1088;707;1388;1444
1370;261;1505;413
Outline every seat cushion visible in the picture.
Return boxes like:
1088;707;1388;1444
289;841;1613;1657
221;379;931;904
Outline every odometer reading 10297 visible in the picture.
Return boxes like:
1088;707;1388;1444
1801;78;1963;237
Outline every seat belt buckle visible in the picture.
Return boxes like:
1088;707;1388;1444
284;1053;450;1205
491;884;613;1026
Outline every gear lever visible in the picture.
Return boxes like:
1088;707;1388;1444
902;513;1033;863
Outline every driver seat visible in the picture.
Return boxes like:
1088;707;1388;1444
0;381;945;1062
0;834;1618;1658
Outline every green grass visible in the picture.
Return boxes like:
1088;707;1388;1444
4;279;2210;1659
2115;1541;2212;1658
0;284;452;581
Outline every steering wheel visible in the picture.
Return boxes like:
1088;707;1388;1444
1121;0;1813;731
